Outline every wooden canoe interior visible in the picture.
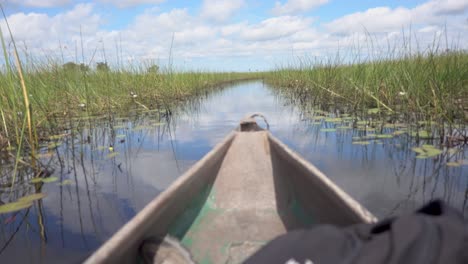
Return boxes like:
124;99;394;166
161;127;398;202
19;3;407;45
86;127;375;264
163;130;373;263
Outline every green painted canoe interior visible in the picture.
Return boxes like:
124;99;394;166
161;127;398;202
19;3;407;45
168;183;315;263
164;132;318;263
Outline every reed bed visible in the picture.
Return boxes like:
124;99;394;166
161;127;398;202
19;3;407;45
0;63;259;150
265;50;468;138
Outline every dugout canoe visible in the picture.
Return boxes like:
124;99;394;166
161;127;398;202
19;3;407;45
86;114;377;264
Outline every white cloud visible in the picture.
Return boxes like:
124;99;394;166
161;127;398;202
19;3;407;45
0;0;467;71
240;16;313;41
325;0;468;35
1;3;100;43
200;0;244;22
272;0;329;15
99;0;166;8
4;0;71;8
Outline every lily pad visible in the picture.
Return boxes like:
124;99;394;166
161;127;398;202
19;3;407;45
18;193;47;202
447;148;460;155
324;118;342;123
42;177;59;183
30;178;43;183
106;152;120;159
320;128;336;132
116;134;126;138
356;121;367;126
446;162;461;167
36;152;54;158
311;121;322;125
337;126;352;130
352;141;371;145
375;134;394;139
132;125;151;131
367;108;380;114
0;201;33;214
49;134;68;140
412;144;443;158
410;131;432;139
393;130;407;136
152;122;165;126
411;147;425;154
58;179;73;186
48;142;61;149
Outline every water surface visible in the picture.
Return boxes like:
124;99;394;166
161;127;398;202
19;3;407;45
0;81;466;263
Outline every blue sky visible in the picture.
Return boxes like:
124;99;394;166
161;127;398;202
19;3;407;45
1;0;467;71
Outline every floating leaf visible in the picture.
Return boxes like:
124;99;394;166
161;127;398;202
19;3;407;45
36;152;54;159
320;128;336;132
18;193;47;203
0;201;33;214
412;147;425;154
425;149;442;157
446;162;461;167
324;118;342;123
49;134;68;140
375;134;393;139
30;178;43;183
357;127;375;132
447;148;460;155
48;142;61;149
412;145;442;158
337;126;352;130
132;125;151;131
113;125;127;129
416;155;429;159
58;179;73;186
106;152;120;159
311;121;322;125
116;134;126;138
152;122;165;126
393;130;407;136
356;121;367;125
367;108;380;114
341;114;350;117
42;177;59;183
353;141;370;145
410;131;432;139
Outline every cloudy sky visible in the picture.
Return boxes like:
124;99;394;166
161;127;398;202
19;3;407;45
0;0;467;71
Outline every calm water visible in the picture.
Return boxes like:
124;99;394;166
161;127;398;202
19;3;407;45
1;81;467;263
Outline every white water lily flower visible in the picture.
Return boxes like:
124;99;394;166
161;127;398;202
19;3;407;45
399;91;407;96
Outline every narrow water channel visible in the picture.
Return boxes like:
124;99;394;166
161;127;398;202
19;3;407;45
1;80;467;263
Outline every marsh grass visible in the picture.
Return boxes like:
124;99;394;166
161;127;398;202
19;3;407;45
265;50;468;144
0;60;259;149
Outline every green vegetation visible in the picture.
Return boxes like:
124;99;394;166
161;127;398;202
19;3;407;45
265;51;468;127
0;60;259;149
